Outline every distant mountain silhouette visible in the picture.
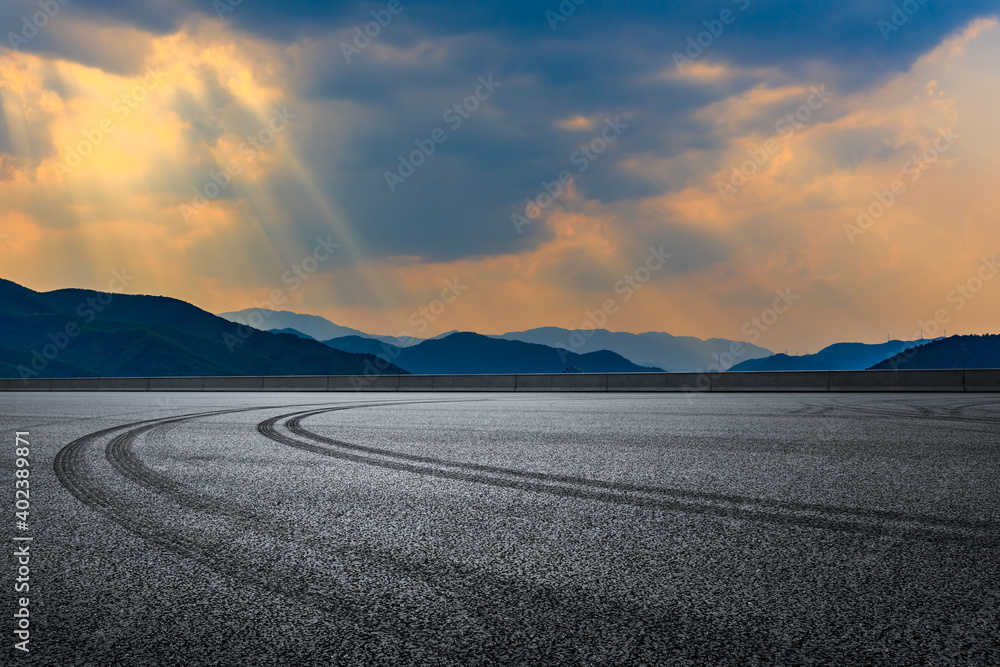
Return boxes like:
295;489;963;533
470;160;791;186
323;335;392;357
497;327;771;372
0;279;406;378
728;340;933;372
219;308;424;347
871;334;1000;370
221;309;770;371
324;331;662;374
268;328;316;341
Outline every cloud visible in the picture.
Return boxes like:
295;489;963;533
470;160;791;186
2;4;1000;351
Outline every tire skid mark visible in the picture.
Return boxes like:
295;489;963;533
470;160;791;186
284;409;988;528
947;399;1000;420
54;400;727;665
830;396;1000;428
106;399;485;527
53;402;486;661
54;408;270;562
104;401;454;514
261;407;1000;544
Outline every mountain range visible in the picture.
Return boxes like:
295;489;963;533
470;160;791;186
0;279;406;378
727;339;934;372
222;312;775;373
324;332;659;374
871;334;1000;370
220;308;428;347
496;327;772;372
4;278;994;378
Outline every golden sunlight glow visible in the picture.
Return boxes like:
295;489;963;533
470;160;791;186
1;17;998;350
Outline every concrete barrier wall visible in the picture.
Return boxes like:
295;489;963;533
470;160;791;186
326;376;359;391
399;375;435;391
52;378;100;391
98;377;150;391
480;375;518;391
606;372;707;392
2;370;999;392
829;370;965;392
148;377;205;391
606;373;664;391
9;378;53;391
262;376;327;392
712;371;829;392
427;375;515;391
518;373;608;392
351;375;401;391
962;369;1000;392
202;377;265;391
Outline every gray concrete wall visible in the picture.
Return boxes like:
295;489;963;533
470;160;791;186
98;377;150;391
148;377;205;391
431;375;517;391
517;374;608;392
829;370;965;392
2;370;999;392
202;377;265;391
8;379;53;391
349;375;401;391
262;376;327;392
52;378;100;391
712;371;829;392
398;375;435;391
964;369;1000;392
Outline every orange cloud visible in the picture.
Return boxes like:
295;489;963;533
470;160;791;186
1;17;998;354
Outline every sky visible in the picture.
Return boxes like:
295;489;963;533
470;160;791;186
1;0;999;353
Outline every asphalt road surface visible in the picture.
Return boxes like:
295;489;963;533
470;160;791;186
2;392;999;665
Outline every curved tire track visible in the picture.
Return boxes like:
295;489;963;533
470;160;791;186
258;405;1000;544
53;402;493;662
830;396;1000;428
102;400;465;516
54;400;745;665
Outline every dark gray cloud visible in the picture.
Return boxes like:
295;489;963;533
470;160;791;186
4;0;998;263
18;1;999;72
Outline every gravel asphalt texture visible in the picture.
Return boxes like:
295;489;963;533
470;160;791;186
1;391;999;666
